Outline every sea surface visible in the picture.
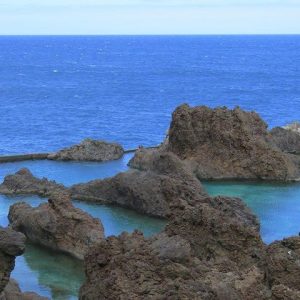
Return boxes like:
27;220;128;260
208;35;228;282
0;35;299;154
0;35;300;299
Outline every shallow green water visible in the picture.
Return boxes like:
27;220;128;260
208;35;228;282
203;181;300;244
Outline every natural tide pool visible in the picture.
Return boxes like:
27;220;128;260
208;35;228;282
0;155;300;299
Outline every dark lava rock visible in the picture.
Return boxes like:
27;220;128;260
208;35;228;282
270;127;300;154
79;196;274;300
8;192;104;260
165;104;299;181
48;138;124;162
0;168;67;197
0;228;25;294
71;151;207;218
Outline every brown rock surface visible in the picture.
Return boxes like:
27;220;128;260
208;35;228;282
79;195;274;300
71;151;207;218
270;127;300;154
8;192;104;260
0;168;67;197
48;138;124;162
0;228;25;295
165;104;299;181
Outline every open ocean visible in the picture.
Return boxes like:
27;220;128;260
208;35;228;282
0;35;299;154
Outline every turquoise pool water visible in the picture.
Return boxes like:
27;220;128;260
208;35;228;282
204;181;300;244
0;156;300;298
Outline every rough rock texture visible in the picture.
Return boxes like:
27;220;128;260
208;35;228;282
266;237;300;299
0;168;66;197
48;138;124;162
165;104;299;181
71;151;207;218
79;196;274;300
0;228;26;295
80;191;300;299
8;192;104;260
270;127;300;154
284;122;300;134
0;279;49;300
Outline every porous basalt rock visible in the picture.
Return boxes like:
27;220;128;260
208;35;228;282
165;104;299;181
48;138;124;162
0;168;67;197
79;196;273;300
0;228;26;295
0;279;49;300
71;151;207;218
270;127;300;154
8;192;104;260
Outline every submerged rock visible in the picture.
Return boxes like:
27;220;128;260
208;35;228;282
270;127;300;154
79;195;273;299
0;279;49;300
8;192;104;260
164;104;299;181
0;227;25;295
48;138;124;162
0;168;66;197
71;151;207;218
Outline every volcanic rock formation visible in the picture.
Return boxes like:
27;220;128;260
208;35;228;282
0;227;26;295
270;127;300;155
48;138;124;162
0;168;66;197
157;104;299;181
71;151;207;218
8;192;104;260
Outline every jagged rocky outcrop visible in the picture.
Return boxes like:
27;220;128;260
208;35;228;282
158;104;300;181
270;127;300;154
79;195;271;299
71;151;207;218
79;192;300;299
8;192;104;260
0;227;26;295
0;279;49;300
48;138;124;162
284;122;300;134
0;168;66;197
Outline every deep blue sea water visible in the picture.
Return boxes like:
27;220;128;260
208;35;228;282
0;35;299;154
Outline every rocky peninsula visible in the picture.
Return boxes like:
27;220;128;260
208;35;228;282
48;138;124;162
9;192;104;260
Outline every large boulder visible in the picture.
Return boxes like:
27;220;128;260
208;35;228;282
165;104;299;181
48;138;124;162
0;168;67;197
71;151;207;218
79;196;272;300
8;192;104;260
270;127;300;154
0;228;25;294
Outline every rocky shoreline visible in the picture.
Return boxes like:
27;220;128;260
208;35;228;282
0;104;300;299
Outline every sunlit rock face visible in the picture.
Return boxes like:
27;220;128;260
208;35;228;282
8;192;104;260
48;138;124;162
165;104;299;181
0;227;25;294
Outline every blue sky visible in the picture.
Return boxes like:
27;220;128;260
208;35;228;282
0;0;299;34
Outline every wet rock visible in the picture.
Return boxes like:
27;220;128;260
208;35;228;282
0;279;49;300
48;138;124;162
8;192;104;260
71;151;206;218
165;104;299;181
0;168;67;197
270;127;300;154
79;196;272;300
0;228;26;294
